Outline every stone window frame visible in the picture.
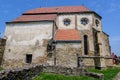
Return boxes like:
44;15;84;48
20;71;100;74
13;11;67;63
63;18;71;26
83;35;89;55
80;17;89;26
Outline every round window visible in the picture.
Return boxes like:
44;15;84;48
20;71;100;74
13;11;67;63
81;18;89;25
95;19;99;27
63;18;71;26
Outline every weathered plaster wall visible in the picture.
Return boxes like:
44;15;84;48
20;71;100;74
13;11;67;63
77;14;93;30
56;43;81;68
2;22;53;69
93;14;102;31
57;13;94;30
57;14;75;29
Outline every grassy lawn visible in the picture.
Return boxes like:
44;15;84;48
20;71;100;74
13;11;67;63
33;67;120;80
89;67;120;80
33;73;98;80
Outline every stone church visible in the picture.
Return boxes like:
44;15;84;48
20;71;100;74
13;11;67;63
2;6;112;69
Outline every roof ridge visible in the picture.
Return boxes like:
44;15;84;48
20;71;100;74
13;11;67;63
24;5;91;14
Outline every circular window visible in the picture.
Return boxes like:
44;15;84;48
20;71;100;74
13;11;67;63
95;19;99;27
81;18;89;25
63;18;71;26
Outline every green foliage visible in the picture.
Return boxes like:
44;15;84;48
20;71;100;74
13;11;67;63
0;67;3;71
33;73;98;80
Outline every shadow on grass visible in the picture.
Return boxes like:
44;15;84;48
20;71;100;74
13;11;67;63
89;67;120;80
33;72;99;80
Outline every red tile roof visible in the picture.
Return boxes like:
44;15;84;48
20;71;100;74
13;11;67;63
13;14;57;22
12;6;92;22
24;6;91;14
54;29;81;41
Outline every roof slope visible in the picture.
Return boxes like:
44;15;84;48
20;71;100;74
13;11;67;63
55;29;81;41
13;14;57;22
24;6;91;14
10;6;100;22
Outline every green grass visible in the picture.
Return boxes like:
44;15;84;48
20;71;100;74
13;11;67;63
33;73;98;80
89;67;120;80
33;67;120;80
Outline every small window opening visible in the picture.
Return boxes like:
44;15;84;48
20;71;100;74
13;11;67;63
95;19;99;27
47;44;52;52
84;35;88;55
26;54;32;63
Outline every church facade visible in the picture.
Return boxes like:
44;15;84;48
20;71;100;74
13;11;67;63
2;6;112;69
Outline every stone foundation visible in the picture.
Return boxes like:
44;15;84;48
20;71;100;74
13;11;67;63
55;42;81;67
105;57;113;68
0;65;104;80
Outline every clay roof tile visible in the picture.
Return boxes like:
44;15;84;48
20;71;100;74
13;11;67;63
24;6;91;14
55;29;81;41
13;14;57;22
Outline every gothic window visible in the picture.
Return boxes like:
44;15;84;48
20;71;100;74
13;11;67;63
95;19;99;27
84;35;88;55
26;54;32;63
81;18;89;25
63;18;71;26
94;32;100;53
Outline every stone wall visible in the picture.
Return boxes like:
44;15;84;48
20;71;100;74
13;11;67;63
55;42;81;68
0;65;104;80
0;38;6;65
0;65;43;80
82;58;95;67
104;58;113;67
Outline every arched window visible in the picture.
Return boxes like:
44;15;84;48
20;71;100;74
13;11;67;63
84;35;88;55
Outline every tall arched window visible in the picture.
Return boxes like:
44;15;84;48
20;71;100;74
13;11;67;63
84;35;88;55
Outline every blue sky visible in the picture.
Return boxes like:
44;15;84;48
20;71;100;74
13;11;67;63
0;0;120;56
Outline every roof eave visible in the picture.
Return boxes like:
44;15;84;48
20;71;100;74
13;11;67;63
6;20;54;24
54;40;81;43
23;11;102;19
